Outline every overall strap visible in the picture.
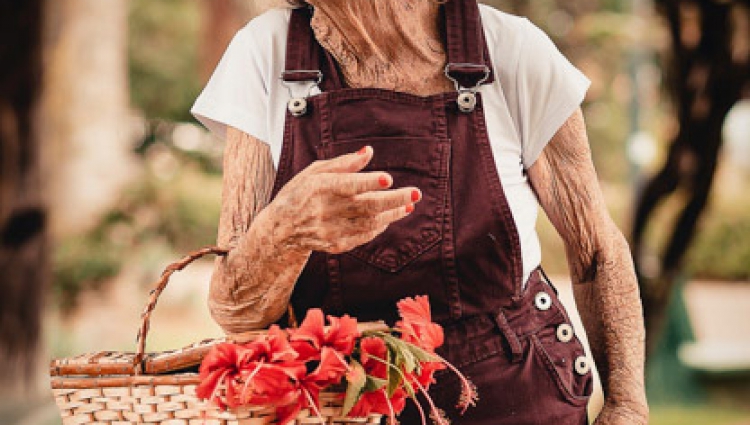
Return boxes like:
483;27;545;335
283;6;345;91
444;0;495;89
283;7;320;83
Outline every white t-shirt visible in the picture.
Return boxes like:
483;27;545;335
192;5;590;285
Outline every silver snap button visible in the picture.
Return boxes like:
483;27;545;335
534;291;552;311
457;91;477;113
556;324;574;343
288;98;307;117
574;356;590;375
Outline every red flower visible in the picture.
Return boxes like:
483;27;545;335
196;342;250;408
326;314;360;354
302;346;350;405
289;309;325;360
396;296;444;352
196;297;473;425
289;309;360;361
348;337;409;419
349;387;408;418
197;326;306;411
247;325;299;363
268;347;349;425
236;362;305;407
359;337;388;379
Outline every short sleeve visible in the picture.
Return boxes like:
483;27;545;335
191;26;269;143
515;19;590;169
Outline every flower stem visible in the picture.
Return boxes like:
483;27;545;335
303;388;325;422
432;354;477;414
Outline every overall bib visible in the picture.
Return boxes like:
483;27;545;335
271;1;593;423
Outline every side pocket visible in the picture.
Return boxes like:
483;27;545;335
531;328;593;405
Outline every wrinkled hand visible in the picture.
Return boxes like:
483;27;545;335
268;146;420;254
594;400;649;425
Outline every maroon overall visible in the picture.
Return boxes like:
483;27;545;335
270;1;592;423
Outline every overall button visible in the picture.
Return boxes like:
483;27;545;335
574;356;590;375
288;98;307;117
556;323;574;343
457;91;477;113
534;292;552;311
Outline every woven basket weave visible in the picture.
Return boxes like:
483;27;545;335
50;246;384;425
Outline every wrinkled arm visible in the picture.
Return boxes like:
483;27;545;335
210;127;414;334
527;109;648;424
210;127;309;334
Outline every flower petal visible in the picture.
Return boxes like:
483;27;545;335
306;346;348;388
397;295;432;325
326;314;360;355
289;309;326;360
359;337;388;379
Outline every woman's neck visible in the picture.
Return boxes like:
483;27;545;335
306;0;451;95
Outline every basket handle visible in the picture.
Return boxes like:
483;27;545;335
133;246;229;375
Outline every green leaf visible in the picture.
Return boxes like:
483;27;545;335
342;359;366;416
405;341;441;363
386;361;403;397
401;373;417;399
364;375;388;392
383;334;418;373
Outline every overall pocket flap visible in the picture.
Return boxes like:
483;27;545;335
319;136;450;273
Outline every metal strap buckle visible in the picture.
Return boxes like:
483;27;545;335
280;70;323;117
443;63;491;92
444;63;490;113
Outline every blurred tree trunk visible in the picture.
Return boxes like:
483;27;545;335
0;0;47;392
41;0;134;238
632;0;749;352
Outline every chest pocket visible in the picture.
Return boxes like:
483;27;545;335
318;136;451;273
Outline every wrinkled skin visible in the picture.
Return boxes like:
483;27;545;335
209;2;647;422
529;110;648;424
211;140;418;331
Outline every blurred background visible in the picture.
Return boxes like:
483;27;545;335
0;0;748;424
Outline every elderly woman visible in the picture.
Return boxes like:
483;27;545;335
191;0;648;423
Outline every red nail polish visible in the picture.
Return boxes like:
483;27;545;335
411;190;420;202
406;204;415;214
378;176;389;188
357;146;368;155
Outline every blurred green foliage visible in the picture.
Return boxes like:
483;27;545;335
539;181;750;281
650;405;750;425
129;0;201;122
687;215;750;280
53;0;222;313
53;160;221;313
54;235;123;313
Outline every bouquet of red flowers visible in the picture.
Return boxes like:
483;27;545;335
196;296;477;425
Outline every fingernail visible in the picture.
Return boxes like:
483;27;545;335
406;204;415;214
378;175;390;188
411;190;421;202
357;146;369;155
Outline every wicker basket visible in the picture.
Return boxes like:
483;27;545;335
50;246;384;425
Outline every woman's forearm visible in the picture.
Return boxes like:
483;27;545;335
572;226;648;424
529;109;648;424
210;127;309;334
210;205;311;334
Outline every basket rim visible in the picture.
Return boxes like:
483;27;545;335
50;373;202;389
